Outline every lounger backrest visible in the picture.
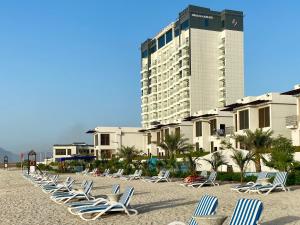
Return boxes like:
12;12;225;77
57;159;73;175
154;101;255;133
119;186;134;206
163;170;170;178
208;171;217;182
229;198;263;225
112;184;120;194
188;195;218;225
66;178;75;189
106;169;110;174
81;180;87;188
256;172;268;181
119;169;124;175
273;172;287;185
83;181;93;195
137;170;142;176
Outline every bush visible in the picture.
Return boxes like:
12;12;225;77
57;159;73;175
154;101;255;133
217;172;257;182
287;171;300;185
295;146;300;152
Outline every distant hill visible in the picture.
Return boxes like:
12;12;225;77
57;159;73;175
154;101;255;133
0;147;19;162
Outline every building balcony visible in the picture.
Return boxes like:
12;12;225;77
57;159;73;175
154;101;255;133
218;43;225;49
218;65;225;71
286;115;298;129
225;126;234;136
218;54;225;60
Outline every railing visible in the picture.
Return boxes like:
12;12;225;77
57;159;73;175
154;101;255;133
286;115;298;128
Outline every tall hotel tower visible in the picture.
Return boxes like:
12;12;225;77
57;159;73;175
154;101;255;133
140;5;244;128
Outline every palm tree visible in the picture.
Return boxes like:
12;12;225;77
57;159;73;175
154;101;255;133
158;133;192;159
117;146;141;165
231;150;254;183
235;129;273;172
202;151;227;171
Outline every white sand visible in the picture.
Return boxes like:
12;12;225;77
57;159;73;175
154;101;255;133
1;170;300;225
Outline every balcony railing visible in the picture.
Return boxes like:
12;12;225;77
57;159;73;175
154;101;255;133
286;115;298;128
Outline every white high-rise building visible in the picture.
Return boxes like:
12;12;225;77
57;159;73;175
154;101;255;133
140;5;244;129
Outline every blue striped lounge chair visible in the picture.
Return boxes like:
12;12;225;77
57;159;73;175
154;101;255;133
67;184;120;215
150;170;171;183
247;172;288;195
228;198;263;225
142;170;165;182
167;195;218;225
50;180;94;204
76;186;138;221
231;172;268;193
188;171;219;188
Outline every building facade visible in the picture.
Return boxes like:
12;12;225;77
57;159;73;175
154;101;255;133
184;108;233;153
140;5;244;129
282;84;300;146
52;142;94;162
141;121;193;156
87;127;144;159
222;93;297;149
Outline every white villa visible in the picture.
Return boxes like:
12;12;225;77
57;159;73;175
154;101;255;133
87;127;144;159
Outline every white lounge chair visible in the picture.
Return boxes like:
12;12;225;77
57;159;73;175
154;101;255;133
67;184;120;215
148;170;171;183
187;171;219;188
247;172;288;195
76;186;138;221
231;172;268;193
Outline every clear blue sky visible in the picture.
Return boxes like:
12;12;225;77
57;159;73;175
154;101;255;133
0;0;299;154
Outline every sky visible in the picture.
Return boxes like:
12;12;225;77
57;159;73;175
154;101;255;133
0;0;299;154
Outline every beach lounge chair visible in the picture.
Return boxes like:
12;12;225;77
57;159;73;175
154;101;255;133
76;186;138;221
107;169;123;178
50;179;87;197
50;180;94;204
129;170;143;180
231;172;268;193
228;198;263;225
187;171;219;188
101;169;110;177
120;170;138;180
67;184;120;215
167;195;218;225
142;170;165;182
42;177;74;193
247;172;288;195
148;170;170;183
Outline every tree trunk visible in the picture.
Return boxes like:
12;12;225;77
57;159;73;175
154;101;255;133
254;153;262;172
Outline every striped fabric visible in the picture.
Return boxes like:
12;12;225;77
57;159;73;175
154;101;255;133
273;172;287;185
188;195;218;225
119;186;135;206
229;198;263;225
112;184;120;194
163;170;170;179
208;171;217;182
83;180;93;195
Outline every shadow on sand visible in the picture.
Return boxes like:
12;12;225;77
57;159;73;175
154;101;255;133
262;216;300;225
134;198;198;214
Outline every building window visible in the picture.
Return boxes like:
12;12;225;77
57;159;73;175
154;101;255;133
67;149;71;155
161;130;164;141
147;133;151;145
157;132;160;145
222;20;225;28
204;19;209;27
210;119;217;135
100;134;110;145
239;110;249;130
175;28;180;37
164;128;169;137
55;149;66;155
158;34;165;49
175;127;180;136
234;114;238;132
165;29;173;44
195;121;202;137
259;107;270;128
181;19;189;31
94;134;99;146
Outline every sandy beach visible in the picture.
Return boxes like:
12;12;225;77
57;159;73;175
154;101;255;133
1;170;300;225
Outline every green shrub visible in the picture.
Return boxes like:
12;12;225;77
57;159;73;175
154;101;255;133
294;146;300;152
217;172;257;182
287;171;300;185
